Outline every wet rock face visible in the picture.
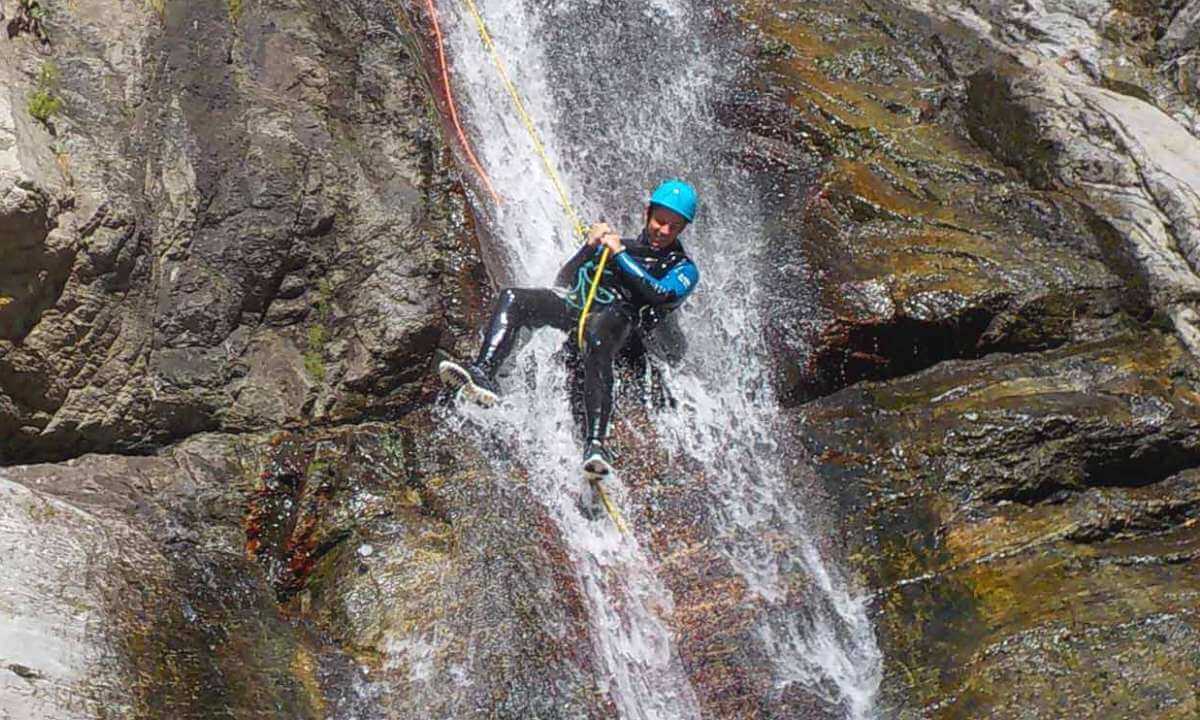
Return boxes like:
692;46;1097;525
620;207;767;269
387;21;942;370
737;1;1200;717
4;1;1200;719
0;0;485;464
800;330;1200;717
737;0;1129;402
0;419;616;720
0;436;319;720
241;419;612;719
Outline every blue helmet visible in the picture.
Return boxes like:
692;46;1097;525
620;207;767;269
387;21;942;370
649;179;698;223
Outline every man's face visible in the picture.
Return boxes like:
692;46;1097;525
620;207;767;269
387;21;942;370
645;204;689;250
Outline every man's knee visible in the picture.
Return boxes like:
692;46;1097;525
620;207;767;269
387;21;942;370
496;287;519;308
583;311;632;357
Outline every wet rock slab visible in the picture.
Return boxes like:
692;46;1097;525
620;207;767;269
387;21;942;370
736;0;1129;402
241;416;613;719
0;416;621;720
0;435;318;719
799;329;1200;717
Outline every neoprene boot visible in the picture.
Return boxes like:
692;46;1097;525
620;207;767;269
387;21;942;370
438;359;500;407
581;438;614;478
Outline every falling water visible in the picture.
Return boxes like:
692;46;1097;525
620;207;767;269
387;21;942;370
433;0;882;717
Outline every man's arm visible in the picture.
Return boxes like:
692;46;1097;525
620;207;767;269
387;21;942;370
612;252;700;306
555;243;595;288
555;223;610;287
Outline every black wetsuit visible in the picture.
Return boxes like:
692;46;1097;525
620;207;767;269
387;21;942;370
473;231;699;441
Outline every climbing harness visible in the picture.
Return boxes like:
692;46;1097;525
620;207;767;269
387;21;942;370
564;258;617;311
575;248;612;350
439;0;628;533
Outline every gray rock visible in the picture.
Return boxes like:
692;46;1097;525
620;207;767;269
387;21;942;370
0;0;485;463
0;435;317;719
901;0;1200;137
967;57;1200;356
1162;0;1200;57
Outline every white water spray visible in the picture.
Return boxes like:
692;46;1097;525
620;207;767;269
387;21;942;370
436;0;882;717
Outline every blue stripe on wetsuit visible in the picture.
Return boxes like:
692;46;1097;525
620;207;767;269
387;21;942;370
612;250;699;305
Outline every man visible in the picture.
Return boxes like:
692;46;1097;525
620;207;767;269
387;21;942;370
438;179;700;478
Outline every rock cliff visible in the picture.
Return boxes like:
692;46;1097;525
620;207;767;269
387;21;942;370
0;0;485;465
3;0;1200;718
739;0;1200;715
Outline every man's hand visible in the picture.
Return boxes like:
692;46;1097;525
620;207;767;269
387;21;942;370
599;232;625;254
587;222;612;247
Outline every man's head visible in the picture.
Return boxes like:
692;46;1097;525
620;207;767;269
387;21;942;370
645;179;697;250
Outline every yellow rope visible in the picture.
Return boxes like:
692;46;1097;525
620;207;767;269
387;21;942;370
576;247;610;350
591;477;628;534
460;0;586;239
457;0;626;534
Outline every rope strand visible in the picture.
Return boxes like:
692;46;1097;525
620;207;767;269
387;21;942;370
453;0;627;534
426;0;501;206
460;0;586;238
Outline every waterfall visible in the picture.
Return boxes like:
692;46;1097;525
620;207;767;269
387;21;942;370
433;0;882;717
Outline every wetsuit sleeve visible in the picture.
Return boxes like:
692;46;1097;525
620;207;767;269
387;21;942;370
555;243;595;288
612;251;699;305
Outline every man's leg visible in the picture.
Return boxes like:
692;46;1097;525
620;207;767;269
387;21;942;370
580;304;635;474
440;288;571;405
475;288;574;375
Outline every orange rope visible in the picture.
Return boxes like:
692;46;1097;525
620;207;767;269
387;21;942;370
426;0;501;206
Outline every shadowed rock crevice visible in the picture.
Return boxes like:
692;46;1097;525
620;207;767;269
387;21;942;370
0;183;74;341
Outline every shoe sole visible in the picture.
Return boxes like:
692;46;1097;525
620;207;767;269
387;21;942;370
582;455;613;479
438;360;498;408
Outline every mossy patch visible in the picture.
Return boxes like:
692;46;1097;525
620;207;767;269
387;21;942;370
304;324;327;382
303;280;335;382
27;61;62;126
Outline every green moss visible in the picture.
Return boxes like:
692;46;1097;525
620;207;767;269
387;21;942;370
11;0;50;43
304;324;327;382
315;279;334;321
307;324;327;349
27;61;62;126
303;349;326;383
144;0;165;19
21;0;46;21
303;281;335;383
759;37;791;59
23;497;59;524
229;0;245;22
